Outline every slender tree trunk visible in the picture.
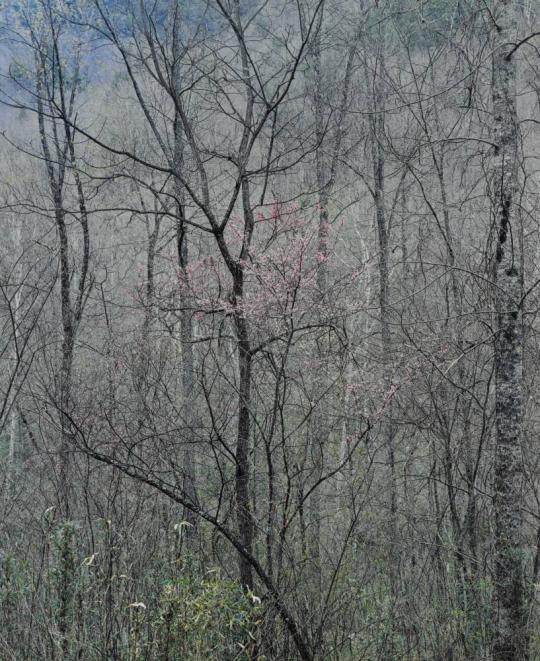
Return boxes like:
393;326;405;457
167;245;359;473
366;53;398;573
35;49;84;521
490;3;528;658
171;0;199;534
5;217;22;498
134;199;158;430
310;24;329;581
57;201;75;521
230;0;256;590
176;216;200;535
233;274;254;590
304;0;356;583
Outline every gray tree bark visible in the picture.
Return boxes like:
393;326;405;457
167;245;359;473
364;46;398;577
490;2;528;658
4;216;22;502
35;31;90;522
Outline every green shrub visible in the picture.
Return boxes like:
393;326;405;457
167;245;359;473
150;571;262;660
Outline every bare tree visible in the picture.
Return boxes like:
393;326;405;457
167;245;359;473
1;0;540;659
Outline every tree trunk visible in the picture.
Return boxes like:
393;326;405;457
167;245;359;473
171;0;199;535
5;216;22;500
365;51;398;575
233;278;254;590
490;2;528;658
